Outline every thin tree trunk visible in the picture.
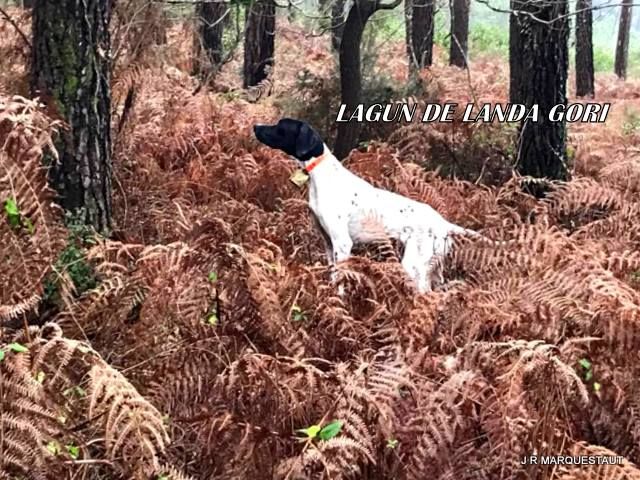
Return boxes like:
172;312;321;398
450;0;470;67
243;0;275;88
614;0;633;79
575;0;594;97
331;0;346;51
409;0;434;70
405;0;413;65
513;0;570;181
194;1;227;76
31;0;113;233
333;0;377;159
509;0;523;103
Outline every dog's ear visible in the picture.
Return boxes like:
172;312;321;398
294;122;324;161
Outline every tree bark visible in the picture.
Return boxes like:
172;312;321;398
408;0;434;70
243;0;275;88
333;0;377;159
331;0;346;51
509;0;523;103
194;1;228;76
575;0;594;97
23;0;34;8
614;0;633;79
512;0;570;181
31;0;113;233
405;0;413;64
450;0;470;68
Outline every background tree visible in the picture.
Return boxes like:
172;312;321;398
193;1;228;77
333;0;402;159
450;0;470;67
243;0;275;88
509;0;523;103
331;0;346;51
575;0;594;97
614;0;633;79
405;0;413;64
510;0;570;180
407;0;435;72
31;0;113;232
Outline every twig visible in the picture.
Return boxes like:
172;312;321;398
0;6;32;49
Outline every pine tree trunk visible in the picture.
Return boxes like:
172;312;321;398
405;0;413;67
509;0;523;103
333;0;377;159
31;0;112;233
194;1;227;76
450;0;470;67
331;0;346;51
575;0;594;97
23;0;34;8
243;0;275;88
513;0;570;180
409;0;434;69
614;0;633;79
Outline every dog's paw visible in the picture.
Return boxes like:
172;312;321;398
329;267;339;283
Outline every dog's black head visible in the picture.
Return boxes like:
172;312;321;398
253;118;324;162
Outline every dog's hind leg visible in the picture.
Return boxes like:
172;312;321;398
402;235;433;293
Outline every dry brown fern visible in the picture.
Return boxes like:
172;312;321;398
0;96;66;325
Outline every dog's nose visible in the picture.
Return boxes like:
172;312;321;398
253;124;267;138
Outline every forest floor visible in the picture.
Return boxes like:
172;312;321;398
3;8;640;480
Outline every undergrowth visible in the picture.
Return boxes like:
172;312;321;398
2;10;640;480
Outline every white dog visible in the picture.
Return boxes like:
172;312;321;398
254;118;476;292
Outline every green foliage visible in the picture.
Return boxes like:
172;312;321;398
3;197;34;234
43;210;98;305
318;420;343;440
290;304;306;322
433;10;450;50
65;443;80;460
206;312;218;326
469;24;509;57
46;440;62;456
0;343;29;363
622;108;640;136
296;420;343;442
578;358;596;386
297;424;321;440
63;385;87;399
593;46;614;73
8;342;29;353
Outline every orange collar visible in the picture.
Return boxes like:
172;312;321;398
304;152;327;174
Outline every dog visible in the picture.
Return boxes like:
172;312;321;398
253;118;477;292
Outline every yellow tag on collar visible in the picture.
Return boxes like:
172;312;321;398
290;169;309;187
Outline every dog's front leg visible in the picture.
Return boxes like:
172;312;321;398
313;215;336;267
326;227;353;296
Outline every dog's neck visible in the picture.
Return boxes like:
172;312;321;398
301;144;340;178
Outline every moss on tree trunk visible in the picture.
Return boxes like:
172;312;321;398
31;0;112;233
